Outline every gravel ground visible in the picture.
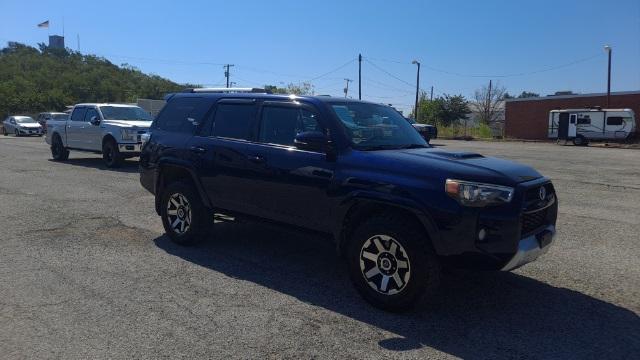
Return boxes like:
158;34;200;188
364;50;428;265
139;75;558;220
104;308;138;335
0;136;638;359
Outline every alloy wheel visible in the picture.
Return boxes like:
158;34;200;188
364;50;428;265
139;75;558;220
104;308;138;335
166;193;192;235
359;235;411;295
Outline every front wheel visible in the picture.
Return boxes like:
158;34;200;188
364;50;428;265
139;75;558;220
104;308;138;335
102;140;124;168
347;212;441;312
51;134;69;161
14;129;20;137
160;181;211;246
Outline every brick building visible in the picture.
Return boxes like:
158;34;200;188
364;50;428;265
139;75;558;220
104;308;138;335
504;91;640;140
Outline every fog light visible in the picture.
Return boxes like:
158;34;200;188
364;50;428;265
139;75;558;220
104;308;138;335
478;228;487;241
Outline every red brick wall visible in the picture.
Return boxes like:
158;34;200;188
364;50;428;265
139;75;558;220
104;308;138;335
504;93;640;140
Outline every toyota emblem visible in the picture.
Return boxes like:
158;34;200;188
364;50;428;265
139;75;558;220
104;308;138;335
539;186;547;200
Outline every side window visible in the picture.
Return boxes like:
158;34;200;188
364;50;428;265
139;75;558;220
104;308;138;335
70;107;87;122
155;97;211;133
258;106;321;146
606;117;624;126
84;108;99;122
211;103;257;140
577;115;590;125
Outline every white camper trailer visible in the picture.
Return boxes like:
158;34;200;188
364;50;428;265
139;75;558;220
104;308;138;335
548;108;636;145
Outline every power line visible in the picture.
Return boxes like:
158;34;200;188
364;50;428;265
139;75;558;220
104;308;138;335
306;58;357;82
364;58;415;88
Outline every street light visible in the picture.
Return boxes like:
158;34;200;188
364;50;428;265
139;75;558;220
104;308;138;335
604;45;612;108
412;60;421;121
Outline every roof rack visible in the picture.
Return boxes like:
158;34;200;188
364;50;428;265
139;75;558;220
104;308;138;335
182;87;270;94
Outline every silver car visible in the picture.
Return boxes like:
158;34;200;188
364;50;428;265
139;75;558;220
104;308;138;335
2;116;44;137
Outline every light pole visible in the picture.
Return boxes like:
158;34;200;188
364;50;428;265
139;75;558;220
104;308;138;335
604;45;612;108
412;60;420;121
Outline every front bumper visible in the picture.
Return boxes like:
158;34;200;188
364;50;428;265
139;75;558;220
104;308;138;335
18;128;43;135
118;143;142;153
501;225;555;271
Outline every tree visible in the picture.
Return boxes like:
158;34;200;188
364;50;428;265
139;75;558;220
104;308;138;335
517;91;540;98
0;42;188;118
473;82;507;125
264;82;314;95
413;93;470;127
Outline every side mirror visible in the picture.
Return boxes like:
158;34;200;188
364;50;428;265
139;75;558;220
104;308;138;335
90;116;100;125
294;131;329;152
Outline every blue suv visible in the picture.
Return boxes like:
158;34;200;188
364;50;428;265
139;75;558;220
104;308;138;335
140;89;557;311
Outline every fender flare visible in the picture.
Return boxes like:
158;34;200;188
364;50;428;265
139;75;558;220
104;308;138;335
334;191;441;254
154;159;213;214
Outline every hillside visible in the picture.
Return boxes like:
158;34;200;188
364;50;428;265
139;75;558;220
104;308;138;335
0;42;188;117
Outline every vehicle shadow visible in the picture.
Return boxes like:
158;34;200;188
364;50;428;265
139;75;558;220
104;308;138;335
48;158;139;173
154;221;640;358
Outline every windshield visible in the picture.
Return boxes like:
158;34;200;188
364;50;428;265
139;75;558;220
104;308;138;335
99;106;153;121
16;117;36;123
330;103;427;150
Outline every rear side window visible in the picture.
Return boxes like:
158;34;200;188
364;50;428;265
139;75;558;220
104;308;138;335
155;97;211;133
71;107;87;121
212;104;257;140
259;106;321;146
606;117;624;126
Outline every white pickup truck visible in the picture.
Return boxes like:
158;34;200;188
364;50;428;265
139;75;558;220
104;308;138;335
46;103;152;167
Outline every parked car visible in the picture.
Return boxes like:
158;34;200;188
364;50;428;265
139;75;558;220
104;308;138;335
45;103;152;167
2;116;43;136
140;89;557;311
407;118;438;143
36;112;69;133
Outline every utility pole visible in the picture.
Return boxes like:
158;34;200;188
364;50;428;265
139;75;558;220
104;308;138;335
411;60;421;120
77;34;80;52
224;64;235;88
358;54;362;100
486;79;492;123
430;86;434;101
604;45;612;107
343;78;353;98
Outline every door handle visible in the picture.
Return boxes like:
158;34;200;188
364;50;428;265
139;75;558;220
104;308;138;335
247;154;265;163
190;146;207;154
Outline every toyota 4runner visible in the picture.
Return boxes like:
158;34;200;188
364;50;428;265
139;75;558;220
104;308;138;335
140;89;557;311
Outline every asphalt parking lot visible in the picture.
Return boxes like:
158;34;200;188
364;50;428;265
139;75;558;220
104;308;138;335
1;136;638;359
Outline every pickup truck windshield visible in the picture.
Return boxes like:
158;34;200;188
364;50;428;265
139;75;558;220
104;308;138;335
330;103;427;150
99;106;153;121
16;117;36;123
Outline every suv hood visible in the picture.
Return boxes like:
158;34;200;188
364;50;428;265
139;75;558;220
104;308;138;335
102;120;152;128
363;148;542;185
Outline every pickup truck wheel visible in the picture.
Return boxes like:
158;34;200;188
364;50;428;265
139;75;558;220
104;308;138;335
51;135;69;161
160;181;210;246
103;140;123;168
347;212;440;312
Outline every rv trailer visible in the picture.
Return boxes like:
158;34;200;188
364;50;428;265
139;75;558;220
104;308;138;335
548;108;636;145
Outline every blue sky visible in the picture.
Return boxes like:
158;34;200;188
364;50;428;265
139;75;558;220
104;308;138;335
1;0;639;113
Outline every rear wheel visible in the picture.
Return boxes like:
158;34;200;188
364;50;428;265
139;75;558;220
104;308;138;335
347;212;441;312
51;134;69;161
160;181;211;246
102;139;124;168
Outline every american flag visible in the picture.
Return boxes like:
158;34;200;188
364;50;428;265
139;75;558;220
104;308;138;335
37;20;49;28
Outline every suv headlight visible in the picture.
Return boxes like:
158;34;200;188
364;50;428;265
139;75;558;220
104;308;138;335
121;129;136;141
445;179;514;207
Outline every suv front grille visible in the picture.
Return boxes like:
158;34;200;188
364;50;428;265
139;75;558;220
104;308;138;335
521;208;548;235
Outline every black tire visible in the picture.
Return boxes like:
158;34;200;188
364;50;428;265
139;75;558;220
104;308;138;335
51;134;70;161
14;129;20;137
347;212;440;312
102;139;124;168
2;127;6;136
160;181;211;246
573;135;588;146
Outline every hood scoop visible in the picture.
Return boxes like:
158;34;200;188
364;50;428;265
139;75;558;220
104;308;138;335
430;151;485;160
